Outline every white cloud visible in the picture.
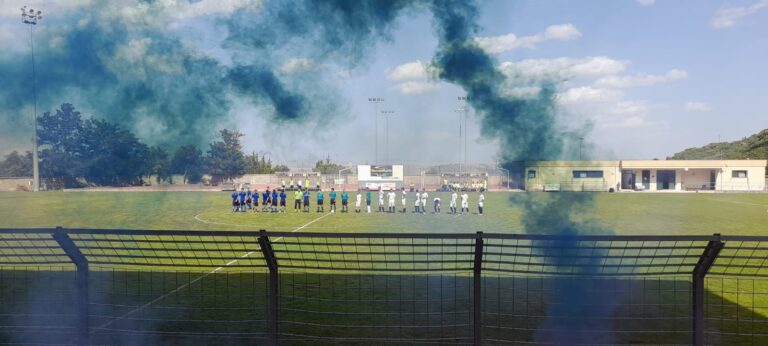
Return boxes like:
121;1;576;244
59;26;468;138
504;86;542;99
712;0;768;29
387;60;430;81
174;0;262;19
685;101;713;112
595;69;687;88
500;56;629;82
387;60;441;95
637;0;656;6
475;23;581;54
279;58;320;74
610;100;650;116
107;38;183;79
391;81;440;95
557;87;624;104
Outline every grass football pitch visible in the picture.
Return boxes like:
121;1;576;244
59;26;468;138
1;191;767;344
0;191;766;235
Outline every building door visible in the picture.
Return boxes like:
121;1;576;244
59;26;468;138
621;171;635;190
709;170;717;190
642;170;650;190
656;170;676;190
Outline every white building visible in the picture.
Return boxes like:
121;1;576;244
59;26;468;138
525;160;767;192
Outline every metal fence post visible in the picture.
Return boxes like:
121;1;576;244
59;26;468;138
52;227;89;346
692;234;724;346
473;231;484;346
258;230;279;345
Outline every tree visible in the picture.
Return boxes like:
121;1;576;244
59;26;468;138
313;155;345;174
206;129;246;184
34;103;160;187
80;119;151;186
171;145;204;184
37;103;86;188
149;147;171;184
0;151;33;177
244;151;286;174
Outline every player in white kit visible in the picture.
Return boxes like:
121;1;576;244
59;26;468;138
433;196;441;213
420;191;428;214
478;190;485;215
386;190;396;213
378;189;385;213
355;190;362;213
413;193;421;213
450;190;458;214
461;192;469;215
400;188;407;213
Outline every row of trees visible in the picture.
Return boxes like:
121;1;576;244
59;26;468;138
0;103;291;188
0;151;32;177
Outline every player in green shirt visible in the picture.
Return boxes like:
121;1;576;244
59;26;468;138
294;190;303;212
329;188;338;213
365;189;372;213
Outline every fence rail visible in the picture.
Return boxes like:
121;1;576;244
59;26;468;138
1;228;768;345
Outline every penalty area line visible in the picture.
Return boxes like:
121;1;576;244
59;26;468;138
87;212;333;337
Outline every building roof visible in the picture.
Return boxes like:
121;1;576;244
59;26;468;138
621;160;767;169
525;160;767;169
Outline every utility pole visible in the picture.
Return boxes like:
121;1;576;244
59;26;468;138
368;98;384;164
22;6;43;192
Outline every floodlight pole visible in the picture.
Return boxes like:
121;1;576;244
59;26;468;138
454;107;465;177
380;110;395;164
22;6;43;192
368;98;384;164
458;97;470;172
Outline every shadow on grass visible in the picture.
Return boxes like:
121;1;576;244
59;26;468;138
0;270;766;345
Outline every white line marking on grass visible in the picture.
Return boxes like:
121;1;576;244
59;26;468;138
194;211;339;229
702;197;768;207
88;212;333;337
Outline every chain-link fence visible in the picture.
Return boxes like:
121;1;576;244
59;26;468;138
1;229;767;345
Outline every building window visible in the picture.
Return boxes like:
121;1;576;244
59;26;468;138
527;170;536;179
732;170;748;178
573;170;604;178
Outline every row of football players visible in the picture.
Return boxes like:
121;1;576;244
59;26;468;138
231;188;485;215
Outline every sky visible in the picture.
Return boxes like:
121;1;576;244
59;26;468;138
1;0;767;168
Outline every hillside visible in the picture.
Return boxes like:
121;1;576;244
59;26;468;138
668;129;768;161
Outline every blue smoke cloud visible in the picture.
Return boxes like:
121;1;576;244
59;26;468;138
427;0;616;342
1;0;616;342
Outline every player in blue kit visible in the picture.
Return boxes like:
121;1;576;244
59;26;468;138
245;189;252;210
303;189;311;212
238;189;247;212
316;190;324;213
231;191;239;212
271;189;279;212
252;189;259;213
262;188;270;212
279;190;287;212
